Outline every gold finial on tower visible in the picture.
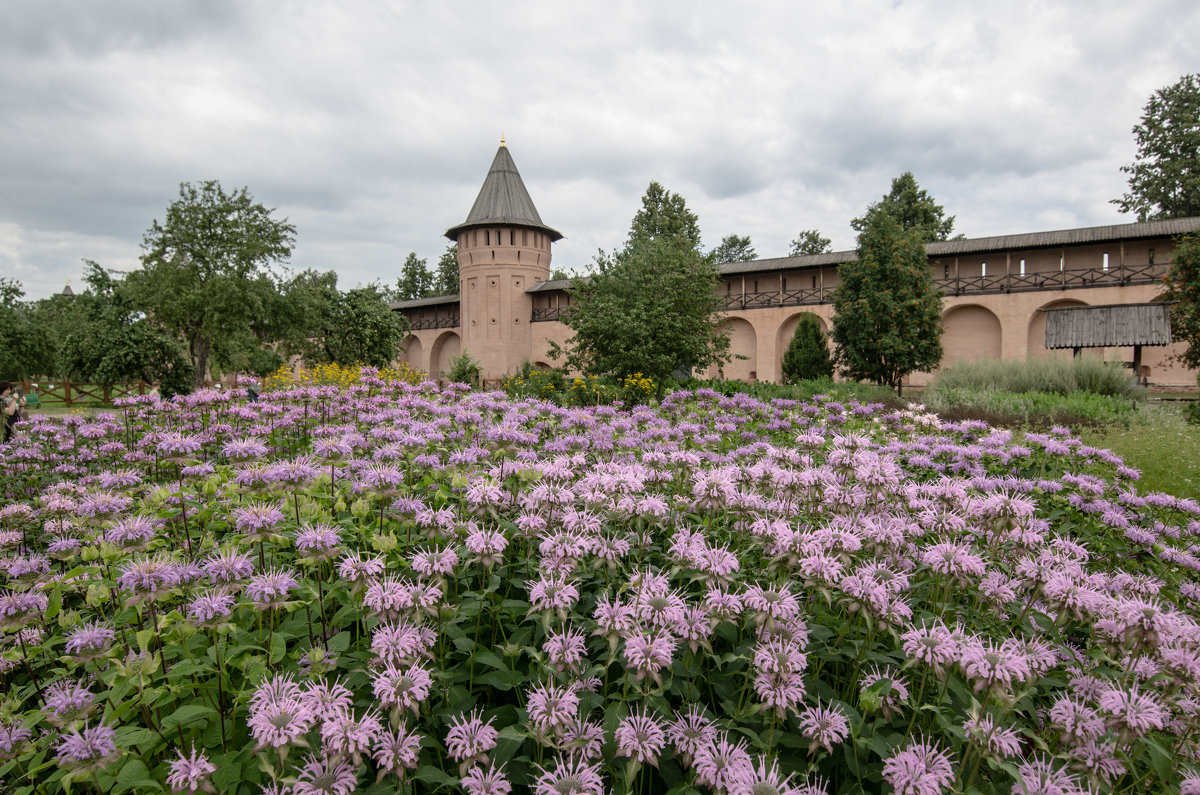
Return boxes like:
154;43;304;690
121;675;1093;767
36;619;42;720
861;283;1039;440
500;133;506;147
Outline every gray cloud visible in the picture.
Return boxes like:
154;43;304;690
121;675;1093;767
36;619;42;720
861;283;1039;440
2;0;1198;300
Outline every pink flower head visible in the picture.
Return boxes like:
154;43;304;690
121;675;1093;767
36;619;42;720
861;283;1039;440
525;681;579;743
543;626;588;673
293;752;358;795
623;630;677;689
462;762;512;795
445;709;498;767
532;755;604;795
694;735;754;793
797;700;850;755
614;706;667;767
372;663;433;716
166;745;217;794
372;726;422;779
881;737;955;795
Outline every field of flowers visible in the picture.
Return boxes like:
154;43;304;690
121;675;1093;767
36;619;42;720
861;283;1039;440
2;371;1200;794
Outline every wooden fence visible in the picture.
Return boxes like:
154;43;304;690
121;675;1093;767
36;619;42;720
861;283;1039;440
18;380;151;408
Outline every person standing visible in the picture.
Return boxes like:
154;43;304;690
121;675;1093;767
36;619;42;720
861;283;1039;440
1;381;25;442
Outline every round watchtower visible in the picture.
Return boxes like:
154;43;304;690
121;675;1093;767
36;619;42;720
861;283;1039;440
445;141;563;381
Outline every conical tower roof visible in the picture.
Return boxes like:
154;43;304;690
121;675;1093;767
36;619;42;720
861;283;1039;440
445;144;563;242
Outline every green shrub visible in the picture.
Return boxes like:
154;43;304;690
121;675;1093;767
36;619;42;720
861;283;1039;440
929;356;1145;400
923;386;1139;428
446;351;482;387
781;315;834;383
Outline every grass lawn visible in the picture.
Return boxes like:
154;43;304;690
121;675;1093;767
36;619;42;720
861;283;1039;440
1076;402;1200;500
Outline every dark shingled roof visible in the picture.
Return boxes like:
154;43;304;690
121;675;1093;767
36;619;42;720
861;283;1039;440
445;145;563;242
389;294;461;310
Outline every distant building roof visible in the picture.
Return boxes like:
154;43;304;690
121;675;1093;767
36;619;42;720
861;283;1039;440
714;216;1200;275
390;294;460;310
445;144;563;242
61;282;75;297
1043;302;1173;348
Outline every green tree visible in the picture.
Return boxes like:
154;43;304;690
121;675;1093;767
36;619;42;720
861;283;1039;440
58;263;193;391
0;278;47;380
781;314;833;383
709;234;757;264
552;237;730;396
1164;234;1200;369
851;172;956;243
433;243;459;295
131;181;296;389
1113;74;1200;221
789;229;833;257
395;252;435;300
628;181;703;249
832;213;943;394
282;271;409;369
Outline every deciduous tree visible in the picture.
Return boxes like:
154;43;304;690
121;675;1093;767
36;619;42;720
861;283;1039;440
628;181;703;249
789;229;833;257
709;234;757;264
434;243;460;295
131;181;296;388
395;252;435;300
1164;234;1200;369
832;213;943;394
552;238;730;395
851;172;956;243
1113;74;1200;221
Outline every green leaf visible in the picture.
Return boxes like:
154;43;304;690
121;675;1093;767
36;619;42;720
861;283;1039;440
162;704;216;731
115;758;161;793
269;632;287;664
414;765;457;787
135;628;154;653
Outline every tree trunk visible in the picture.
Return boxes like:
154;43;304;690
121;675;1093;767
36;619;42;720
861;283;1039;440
192;335;211;390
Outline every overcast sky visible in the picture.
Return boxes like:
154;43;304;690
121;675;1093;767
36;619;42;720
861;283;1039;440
3;0;1198;300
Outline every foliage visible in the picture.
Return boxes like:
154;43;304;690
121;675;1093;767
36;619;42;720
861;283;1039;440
57;264;194;392
922;387;1141;429
1163;234;1200;369
1113;73;1200;221
131;181;297;389
851;171;956;243
832;213;944;393
446;351;482;386
3;385;1200;793
434;243;460;295
395;252;435;301
627;181;702;249
679;376;903;406
0;278;47;380
781;314;834;383
263;361;425;391
928;355;1147;401
789;229;833;257
708;234;756;264
552;237;731;395
500;368;657;407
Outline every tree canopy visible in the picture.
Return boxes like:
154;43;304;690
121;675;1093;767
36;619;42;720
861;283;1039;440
1164;234;1200;370
789;229;833;257
395;252;435;301
851;172;956;243
434;243;460;295
628;181;703;249
709;234;757;264
552;237;730;394
58;263;194;393
0;279;48;381
832;213;943;394
131;181;297;388
1113;74;1200;221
